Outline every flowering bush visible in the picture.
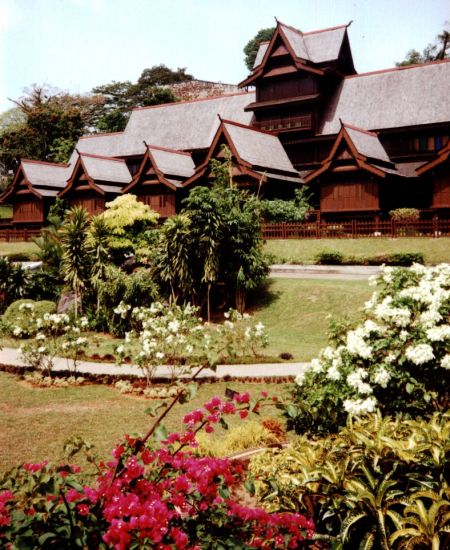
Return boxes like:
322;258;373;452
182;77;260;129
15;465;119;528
115;302;268;385
0;392;314;549
288;264;450;434
8;301;89;375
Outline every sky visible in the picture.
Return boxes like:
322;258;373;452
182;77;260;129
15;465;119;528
0;0;448;113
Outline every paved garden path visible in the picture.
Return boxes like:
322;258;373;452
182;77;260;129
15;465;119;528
0;347;309;380
270;264;381;280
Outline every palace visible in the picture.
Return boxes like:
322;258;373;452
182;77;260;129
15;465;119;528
2;20;450;227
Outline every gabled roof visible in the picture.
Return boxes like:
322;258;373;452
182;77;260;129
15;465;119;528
148;145;196;179
60;153;129;198
243;21;354;86
0;159;71;202
124;144;195;193
184;119;303;187
79;153;132;185
416;140;450;175
124;92;255;151
69;132;125;163
305;122;399;182
319;59;450;134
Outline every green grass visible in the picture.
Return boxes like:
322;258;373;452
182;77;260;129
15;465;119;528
264;237;450;265
0;371;286;473
1;279;372;362
251;278;372;360
0;205;12;219
0;241;39;258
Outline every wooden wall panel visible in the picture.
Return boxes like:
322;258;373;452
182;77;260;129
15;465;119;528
13;199;44;223
320;180;379;212
69;196;105;216
138;193;176;218
433;174;450;208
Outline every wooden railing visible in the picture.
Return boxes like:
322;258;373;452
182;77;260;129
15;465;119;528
261;219;450;239
0;228;41;242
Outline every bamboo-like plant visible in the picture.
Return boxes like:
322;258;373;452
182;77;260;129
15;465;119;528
60;206;91;317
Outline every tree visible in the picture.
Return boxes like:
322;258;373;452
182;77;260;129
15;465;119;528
60;206;91;317
86;215;111;312
92;65;193;132
156;147;269;317
0;85;103;174
396;22;449;66
243;27;275;71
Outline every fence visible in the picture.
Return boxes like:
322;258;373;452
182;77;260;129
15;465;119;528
261;219;450;239
0;228;41;242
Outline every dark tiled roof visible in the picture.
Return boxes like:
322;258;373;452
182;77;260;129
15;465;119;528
320;60;450;134
125;92;255;151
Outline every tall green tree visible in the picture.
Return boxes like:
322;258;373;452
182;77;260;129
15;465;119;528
243;27;275;71
60;206;91;317
396;22;449;66
156;147;269;317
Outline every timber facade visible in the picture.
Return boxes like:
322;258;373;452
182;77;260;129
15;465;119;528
2;19;450;226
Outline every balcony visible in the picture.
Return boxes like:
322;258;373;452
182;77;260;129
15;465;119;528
253;114;314;133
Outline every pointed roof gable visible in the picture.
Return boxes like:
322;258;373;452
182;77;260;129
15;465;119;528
124;145;195;193
184;119;303;187
242;21;354;86
0;159;71;202
416;140;450;175
60;153;129;198
305;122;398;182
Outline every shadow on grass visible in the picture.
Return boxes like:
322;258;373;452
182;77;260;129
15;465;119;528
248;279;281;311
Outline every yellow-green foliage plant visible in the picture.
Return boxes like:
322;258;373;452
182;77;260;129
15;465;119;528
196;420;280;458
248;411;450;548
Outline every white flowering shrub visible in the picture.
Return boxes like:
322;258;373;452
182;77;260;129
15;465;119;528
114;301;268;385
289;264;450;434
11;302;89;376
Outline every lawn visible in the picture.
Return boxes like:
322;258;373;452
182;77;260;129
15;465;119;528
1;278;373;362
264;237;450;265
251;277;372;360
0;241;39;257
0;371;287;474
0;205;12;219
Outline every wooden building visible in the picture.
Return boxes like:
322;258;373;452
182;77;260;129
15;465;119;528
59;153;131;215
184;118;302;195
417;140;450;217
3;19;450;224
0;160;70;228
304;122;408;219
123;145;195;218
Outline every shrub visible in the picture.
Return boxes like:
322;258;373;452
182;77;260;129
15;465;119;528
92;266;159;335
287;264;450;435
260;199;307;222
389;207;420;221
3;299;56;335
25;269;62;302
0;394;314;548
248;411;450;548
0;257;29;312
6;252;34;262
315;250;344;265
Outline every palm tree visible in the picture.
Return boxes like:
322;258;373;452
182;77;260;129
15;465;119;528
60;206;91;317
